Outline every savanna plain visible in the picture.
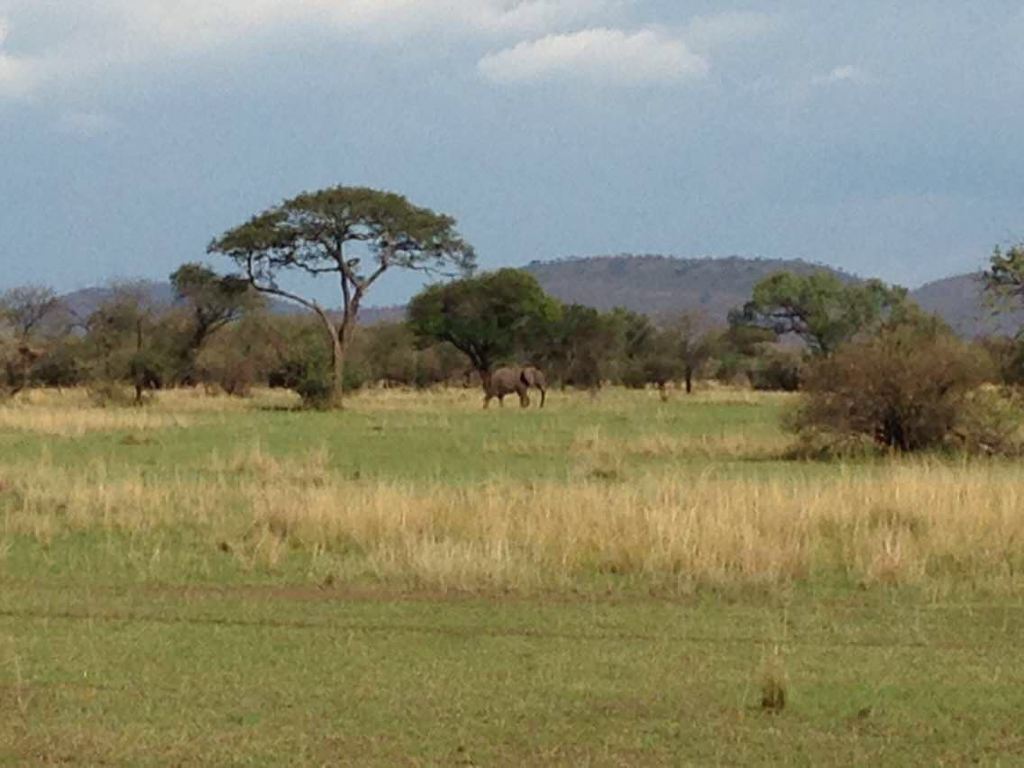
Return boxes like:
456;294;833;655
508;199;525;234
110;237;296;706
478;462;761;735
1;386;1022;766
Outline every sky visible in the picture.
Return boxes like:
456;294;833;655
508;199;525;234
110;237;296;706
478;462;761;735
1;0;1023;307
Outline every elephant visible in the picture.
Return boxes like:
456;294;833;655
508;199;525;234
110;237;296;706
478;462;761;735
483;366;547;409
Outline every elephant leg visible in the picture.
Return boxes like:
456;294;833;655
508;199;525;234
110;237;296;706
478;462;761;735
518;386;530;408
499;395;505;407
483;393;492;409
538;387;546;408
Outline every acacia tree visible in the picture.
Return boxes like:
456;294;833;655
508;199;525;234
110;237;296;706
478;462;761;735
741;271;907;356
169;263;260;384
407;269;560;378
209;186;475;406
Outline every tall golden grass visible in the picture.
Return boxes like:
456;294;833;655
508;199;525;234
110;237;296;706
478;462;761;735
1;446;1020;593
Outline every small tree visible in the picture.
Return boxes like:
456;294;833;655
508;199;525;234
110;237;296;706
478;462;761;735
362;322;419;387
742;271;907;356
664;311;715;394
792;313;989;452
712;317;777;384
407;269;560;376
169;263;260;384
0;285;61;341
196;312;279;397
983;244;1024;334
209;186;475;407
539;304;619;392
615;313;682;400
84;284;173;404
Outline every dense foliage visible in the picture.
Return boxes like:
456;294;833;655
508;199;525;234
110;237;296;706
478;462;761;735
791;312;1010;453
4;249;1023;449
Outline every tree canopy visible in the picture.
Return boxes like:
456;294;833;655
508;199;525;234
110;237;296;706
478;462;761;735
407;269;559;374
740;271;908;355
170;263;260;383
983;244;1024;334
0;285;62;341
209;186;475;405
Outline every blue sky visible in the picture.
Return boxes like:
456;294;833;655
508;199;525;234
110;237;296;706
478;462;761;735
2;1;1023;306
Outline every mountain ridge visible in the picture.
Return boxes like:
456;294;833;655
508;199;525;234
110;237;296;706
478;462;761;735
54;255;1016;338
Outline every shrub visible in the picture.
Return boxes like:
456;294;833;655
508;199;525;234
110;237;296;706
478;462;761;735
792;319;992;453
295;373;334;410
748;350;802;392
88;381;137;407
977;336;1024;387
31;346;86;388
951;387;1024;455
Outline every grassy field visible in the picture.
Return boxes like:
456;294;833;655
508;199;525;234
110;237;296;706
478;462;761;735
1;386;1023;765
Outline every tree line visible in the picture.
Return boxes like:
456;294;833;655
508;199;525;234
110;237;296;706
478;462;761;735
3;184;1024;452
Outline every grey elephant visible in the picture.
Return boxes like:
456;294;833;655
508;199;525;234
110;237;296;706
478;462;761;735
483;366;547;409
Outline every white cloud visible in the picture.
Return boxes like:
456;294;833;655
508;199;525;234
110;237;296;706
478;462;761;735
479;27;708;86
814;64;867;86
0;15;39;97
0;0;631;98
0;53;35;96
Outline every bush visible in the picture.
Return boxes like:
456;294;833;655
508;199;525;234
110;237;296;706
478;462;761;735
748;351;802;391
978;336;1024;387
30;346;86;388
792;319;992;453
295;373;334;410
88;381;137;407
619;362;648;390
951;387;1024;455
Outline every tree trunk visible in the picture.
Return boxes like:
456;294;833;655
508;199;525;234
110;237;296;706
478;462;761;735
329;331;346;409
685;368;693;394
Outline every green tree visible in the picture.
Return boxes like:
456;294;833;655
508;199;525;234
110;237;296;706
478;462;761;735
84;283;174;404
613;312;682;399
209;186;475;406
540;304;619;391
169;263;260;384
664;312;715;394
983;244;1024;333
362;322;419;386
742;271;907;356
793;311;988;452
712;315;777;384
407;269;559;376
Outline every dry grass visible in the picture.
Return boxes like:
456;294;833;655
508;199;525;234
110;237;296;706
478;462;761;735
569;427;789;461
0;448;1020;593
6;384;793;418
0;387;301;435
0;404;193;436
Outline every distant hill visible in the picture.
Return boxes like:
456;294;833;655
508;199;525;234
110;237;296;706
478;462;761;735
60;282;174;322
523;254;857;323
58;282;404;326
53;256;1024;338
909;273;1023;338
526;255;1024;337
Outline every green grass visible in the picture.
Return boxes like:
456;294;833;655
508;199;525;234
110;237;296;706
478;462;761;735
3;585;1023;765
1;387;1023;765
0;387;798;483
